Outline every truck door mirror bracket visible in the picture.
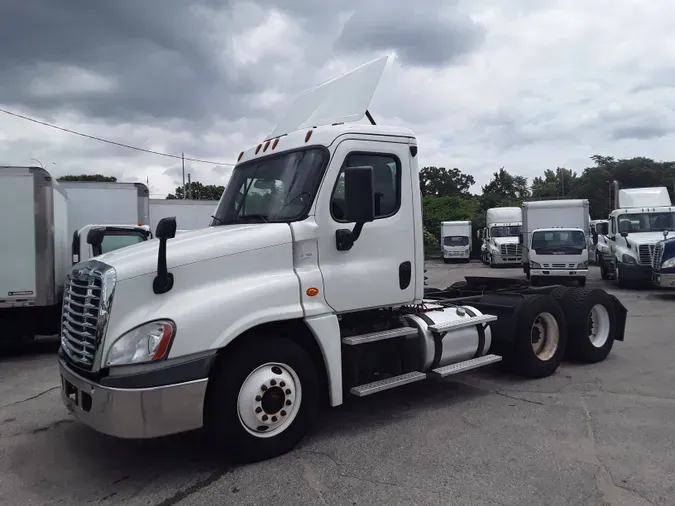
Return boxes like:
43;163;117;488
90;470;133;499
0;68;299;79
153;217;177;295
335;166;375;251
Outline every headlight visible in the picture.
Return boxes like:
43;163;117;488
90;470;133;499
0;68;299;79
530;261;541;268
621;254;637;265
577;261;588;268
662;257;675;269
105;319;176;367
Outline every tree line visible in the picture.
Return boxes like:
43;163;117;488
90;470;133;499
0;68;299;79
59;155;675;251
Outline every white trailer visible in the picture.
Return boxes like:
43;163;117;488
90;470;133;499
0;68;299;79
58;181;150;235
440;221;472;263
149;199;217;232
0;166;69;340
57;56;628;465
521;199;590;286
481;207;522;266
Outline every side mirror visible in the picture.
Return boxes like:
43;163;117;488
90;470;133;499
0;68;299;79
86;227;106;257
620;231;628;238
153;217;177;295
336;166;375;251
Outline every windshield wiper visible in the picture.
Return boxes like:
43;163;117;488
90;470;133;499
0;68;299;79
211;215;223;225
236;214;269;223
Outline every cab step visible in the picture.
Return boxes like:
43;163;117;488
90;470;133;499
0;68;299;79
428;354;502;378
341;326;418;346
428;313;497;333
350;371;426;397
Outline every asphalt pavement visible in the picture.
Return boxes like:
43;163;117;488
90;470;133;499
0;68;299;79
1;262;673;505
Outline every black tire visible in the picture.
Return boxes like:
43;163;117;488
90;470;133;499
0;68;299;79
555;288;616;363
443;259;450;264
504;294;568;378
615;264;629;288
578;277;587;287
204;336;320;464
600;257;610;280
549;286;572;302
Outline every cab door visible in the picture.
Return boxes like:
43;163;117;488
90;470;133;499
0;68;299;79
314;138;416;313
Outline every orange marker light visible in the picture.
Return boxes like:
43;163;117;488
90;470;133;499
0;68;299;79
238;151;244;161
255;144;262;154
306;287;319;297
305;130;313;142
272;138;279;149
263;140;270;152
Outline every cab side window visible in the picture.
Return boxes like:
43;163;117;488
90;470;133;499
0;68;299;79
609;217;616;235
331;153;401;222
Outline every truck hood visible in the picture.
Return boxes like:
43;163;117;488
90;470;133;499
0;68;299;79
493;237;519;246
93;223;293;281
626;231;672;245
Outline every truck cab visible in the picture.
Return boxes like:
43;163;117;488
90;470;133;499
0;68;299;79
601;182;675;287
483;207;522;267
71;224;152;264
440;220;471;263
652;235;675;288
590;219;609;264
526;228;589;286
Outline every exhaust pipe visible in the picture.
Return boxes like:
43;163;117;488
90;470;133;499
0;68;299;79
609;180;620;212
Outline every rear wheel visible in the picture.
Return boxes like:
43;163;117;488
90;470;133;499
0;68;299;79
204;336;320;464
505;295;567;378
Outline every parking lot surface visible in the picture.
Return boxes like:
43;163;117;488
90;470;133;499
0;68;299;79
1;262;673;506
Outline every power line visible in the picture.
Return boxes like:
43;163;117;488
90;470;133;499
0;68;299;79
0;107;235;166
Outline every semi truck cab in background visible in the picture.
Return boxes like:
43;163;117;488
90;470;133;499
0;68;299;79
480;207;523;266
72;224;152;264
56;56;629;464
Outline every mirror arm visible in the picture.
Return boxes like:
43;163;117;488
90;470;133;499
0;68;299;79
153;238;174;294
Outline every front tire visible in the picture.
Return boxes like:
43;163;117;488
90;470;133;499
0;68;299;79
578;277;587;287
204;336;320;464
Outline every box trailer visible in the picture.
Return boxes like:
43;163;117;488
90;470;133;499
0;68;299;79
149;199;217;232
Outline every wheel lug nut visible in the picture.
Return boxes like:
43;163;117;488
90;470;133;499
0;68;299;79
261;385;268;391
280;381;286;387
270;379;276;386
281;410;287;416
255;395;262;402
271;416;277;422
285;389;291;395
255;407;262;414
262;415;268;421
285;400;291;406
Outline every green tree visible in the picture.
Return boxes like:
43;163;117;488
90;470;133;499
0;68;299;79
167;181;225;200
57;174;117;182
531;168;578;199
480;168;529;211
419;166;475;197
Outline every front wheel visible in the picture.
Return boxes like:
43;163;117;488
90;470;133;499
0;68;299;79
577;277;587;287
204;336;320;464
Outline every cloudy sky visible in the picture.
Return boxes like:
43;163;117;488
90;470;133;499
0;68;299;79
2;0;675;197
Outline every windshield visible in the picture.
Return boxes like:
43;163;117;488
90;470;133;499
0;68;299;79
594;222;608;235
491;226;521;238
443;236;469;246
211;148;328;225
617;212;675;233
100;232;146;254
531;230;587;254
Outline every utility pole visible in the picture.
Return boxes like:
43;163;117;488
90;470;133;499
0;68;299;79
187;173;191;200
181;152;186;199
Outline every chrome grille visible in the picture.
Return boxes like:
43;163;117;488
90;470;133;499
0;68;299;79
499;244;522;256
638;244;654;265
60;262;116;371
542;263;577;269
652;243;664;270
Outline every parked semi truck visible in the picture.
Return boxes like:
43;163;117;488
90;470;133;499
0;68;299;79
598;182;675;287
479;207;523;266
0;167;152;344
440;220;472;263
57;57;628;464
590;219;609;264
521;199;590;286
149;199;217;232
652;235;675;288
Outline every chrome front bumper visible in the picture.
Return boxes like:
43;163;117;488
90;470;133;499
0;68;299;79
491;254;521;265
59;358;208;439
652;272;675;288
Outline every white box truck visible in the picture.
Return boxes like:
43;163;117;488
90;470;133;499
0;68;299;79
599;182;675;287
440;221;472;263
149;199;217;232
521;199;590;287
56;56;628;464
480;207;522;267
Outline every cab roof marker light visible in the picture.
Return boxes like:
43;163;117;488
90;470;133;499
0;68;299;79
305;129;313;143
272;138;279;149
238;151;244;161
263;140;271;152
255;144;262;154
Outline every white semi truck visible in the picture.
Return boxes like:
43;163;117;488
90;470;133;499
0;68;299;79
0;167;152;344
56;57;628;464
440;221;472;263
599;182;675;287
521;199;590;287
480;207;523;266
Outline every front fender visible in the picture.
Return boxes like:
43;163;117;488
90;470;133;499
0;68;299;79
101;242;303;363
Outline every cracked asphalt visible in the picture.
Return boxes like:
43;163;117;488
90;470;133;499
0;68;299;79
1;262;673;505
